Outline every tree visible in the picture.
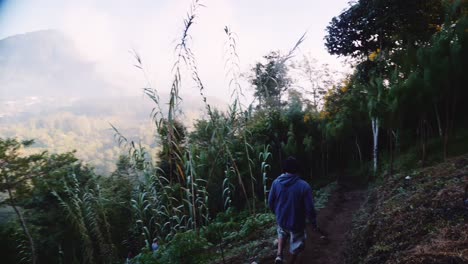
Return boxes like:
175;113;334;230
250;51;292;109
325;0;446;173
0;139;45;264
157;119;188;184
321;78;369;170
325;0;444;58
355;58;390;173
415;6;468;159
291;54;339;111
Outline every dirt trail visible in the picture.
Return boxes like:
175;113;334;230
261;186;367;264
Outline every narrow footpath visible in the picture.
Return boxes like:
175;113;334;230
261;186;367;264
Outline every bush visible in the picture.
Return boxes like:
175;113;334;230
239;213;275;239
203;221;240;244
0;221;22;264
156;230;212;264
313;182;337;210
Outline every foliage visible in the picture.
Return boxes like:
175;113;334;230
154;230;212;264
52;173;117;264
325;0;444;57
250;51;292;109
313;182;337;210
0;104;157;175
323;0;468;174
0;222;22;263
0;138;126;263
291;54;340;110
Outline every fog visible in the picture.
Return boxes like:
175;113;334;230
0;0;351;102
0;1;352;172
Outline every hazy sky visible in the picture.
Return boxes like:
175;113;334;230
0;0;351;101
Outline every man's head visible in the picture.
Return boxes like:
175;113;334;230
283;156;298;174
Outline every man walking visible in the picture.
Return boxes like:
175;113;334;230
268;156;318;264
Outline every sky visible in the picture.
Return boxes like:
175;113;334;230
0;0;352;101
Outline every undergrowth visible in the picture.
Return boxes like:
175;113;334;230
132;181;336;264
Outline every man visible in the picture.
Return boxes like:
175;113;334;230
151;238;159;256
268;156;318;264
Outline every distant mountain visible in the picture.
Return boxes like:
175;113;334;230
0;30;118;100
0;30;227;174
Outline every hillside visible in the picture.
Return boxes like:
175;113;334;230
346;155;468;263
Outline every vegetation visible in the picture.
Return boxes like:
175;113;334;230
0;97;189;175
0;0;467;263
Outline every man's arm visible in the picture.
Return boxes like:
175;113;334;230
304;186;318;229
268;181;276;212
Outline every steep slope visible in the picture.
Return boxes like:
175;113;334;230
346;155;468;263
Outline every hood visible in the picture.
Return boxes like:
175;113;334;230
277;173;300;187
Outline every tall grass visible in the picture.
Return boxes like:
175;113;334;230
110;0;212;249
52;173;116;264
110;0;307;259
259;144;272;209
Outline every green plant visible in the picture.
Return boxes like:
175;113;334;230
313;182;337;210
239;213;275;239
156;230;212;264
52;173;116;264
259;145;272;209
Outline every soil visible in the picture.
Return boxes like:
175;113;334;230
260;186;367;264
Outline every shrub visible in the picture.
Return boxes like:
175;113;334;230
239;213;275;239
156;230;212;264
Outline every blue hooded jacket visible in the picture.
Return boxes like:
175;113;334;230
268;173;317;232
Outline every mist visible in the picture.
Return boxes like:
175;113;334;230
0;0;351;102
0;0;351;174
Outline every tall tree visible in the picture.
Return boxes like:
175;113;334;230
325;0;444;58
416;5;468;159
325;0;445;173
250;51;292;109
0;139;45;264
291;54;339;110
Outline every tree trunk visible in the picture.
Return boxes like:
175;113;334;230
190;170;197;232
443;101;450;160
434;103;443;138
355;135;363;166
326;141;330;178
420;117;427;167
388;129;394;177
445;85;458;160
7;187;37;264
394;129;400;157
321;147;324;177
371;117;379;175
276;137;282;172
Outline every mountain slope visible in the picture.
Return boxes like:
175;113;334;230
346;155;468;263
0;30;227;175
0;30;117;99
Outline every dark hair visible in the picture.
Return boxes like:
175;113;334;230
283;156;298;174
